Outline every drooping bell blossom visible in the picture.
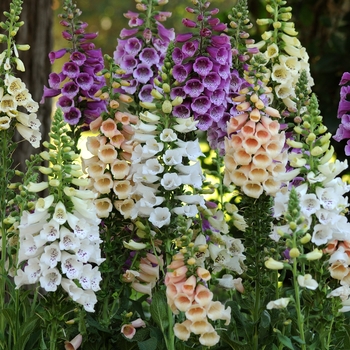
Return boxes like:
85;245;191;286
41;2;107;127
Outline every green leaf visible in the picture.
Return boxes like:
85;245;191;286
220;331;249;350
276;333;295;350
138;337;157;350
149;291;169;331
17;315;40;350
259;310;271;329
0;308;16;336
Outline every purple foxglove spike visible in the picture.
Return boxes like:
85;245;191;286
48;73;62;89
64;107;81;125
200;28;212;37
74;28;85;35
175;33;193;43
191;96;211;115
340;72;350;85
184;79;204;98
79;22;88;30
173;104;190;119
170;86;186;100
139;84;154;102
139;47;160;66
182;40;199;57
125;38;142;56
172;47;185;64
195;113;213;131
62;30;73;40
61;81;79;99
76;73;94;90
70;51;86;66
133;63;153;84
218;77;230;95
120;28;139;39
57;95;74;112
157;23;175;43
172;63;192;83
40;86;60;103
48;48;67;64
122;79;139;95
193;56;213;76
182;18;197;28
197;14;204;21
203;72;221;92
62;62;80;78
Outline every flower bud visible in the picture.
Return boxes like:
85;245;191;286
257;18;272;26
265;258;284;270
162;100;172;113
305;249;323;261
289;248;300;258
300;233;311;244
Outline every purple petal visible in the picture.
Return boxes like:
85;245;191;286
172;63;192;83
62;81;79;99
48;73;62;89
176;33;193;43
173;104;190;118
345;140;350;156
139;84;154;102
182;39;199;57
203;72;221;92
41;86;60;103
48;48;67;64
342;114;350;130
125;37;142;56
120;55;138;73
122;79;139;95
62;62;80;79
170;87;186;100
195;113;213;131
208;89;226;107
76;73;94;90
57;95;74;112
193;57;213;76
133;63;153;84
120;28;139;39
64;107;81;125
157;23;175;43
172;47;185;65
210;105;225;121
340;72;350;86
184;79;204;98
191;96;211;114
139;47;159;66
70;51;86;66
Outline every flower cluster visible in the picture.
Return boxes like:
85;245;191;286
113;0;174;105
41;0;106;126
253;0;314;112
0;2;41;147
170;2;231;148
166;252;230;347
15;109;104;312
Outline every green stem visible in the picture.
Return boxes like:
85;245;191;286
292;258;306;350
